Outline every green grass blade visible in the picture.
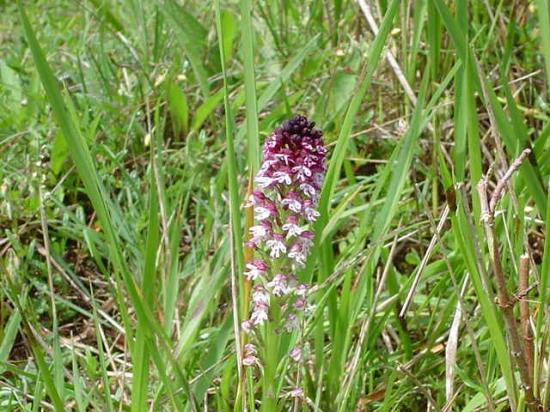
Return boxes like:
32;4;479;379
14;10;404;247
216;0;244;274
190;89;225;133
163;211;184;334
167;79;189;135
372;72;430;241
453;201;517;408
217;3;246;407
0;310;21;374
30;338;65;412
131;165;160;412
161;0;210;98
235;35;319;142
256;35;319;110
535;183;550;389
2;279;65;411
536;0;550;89
87;0;124;32
239;0;260;174
71;343;86;412
90;296;115;412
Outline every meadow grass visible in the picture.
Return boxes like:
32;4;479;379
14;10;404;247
1;0;550;410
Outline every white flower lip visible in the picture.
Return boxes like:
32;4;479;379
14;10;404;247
244;262;265;281
282;222;305;238
251;306;268;325
254;206;272;221
304;207;320;222
273;171;292;185
281;197;302;212
265;238;287;258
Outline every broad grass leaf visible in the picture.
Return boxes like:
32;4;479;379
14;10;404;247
167;80;189;135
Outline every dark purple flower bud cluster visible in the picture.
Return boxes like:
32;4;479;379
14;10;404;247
242;116;326;365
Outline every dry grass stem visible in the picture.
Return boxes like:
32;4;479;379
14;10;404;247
477;150;541;411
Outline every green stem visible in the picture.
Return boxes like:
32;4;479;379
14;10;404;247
262;297;281;411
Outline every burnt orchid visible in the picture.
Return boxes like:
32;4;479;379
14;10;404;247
242;115;326;369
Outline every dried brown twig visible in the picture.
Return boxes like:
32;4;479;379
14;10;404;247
477;148;541;411
489;149;532;214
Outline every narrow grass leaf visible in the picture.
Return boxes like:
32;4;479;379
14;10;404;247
536;0;550;88
0;310;21;373
453;201;517;408
221;10;236;64
161;0;210;97
131;167;160;412
167;80;189;135
239;0;260;173
87;0;124;32
190;88;225;133
216;0;244;277
90;296;115;412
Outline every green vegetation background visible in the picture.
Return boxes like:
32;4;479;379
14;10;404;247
1;0;549;410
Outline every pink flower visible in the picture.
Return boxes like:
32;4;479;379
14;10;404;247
255;175;275;189
289;240;310;266
246;190;267;207
288;388;304;398
296;284;308;296
243;115;326;350
250;225;269;238
294;298;306;310
267;274;290;296
302;200;320;222
243;356;258;367
252;286;270;306
251;303;268;325
282;215;305;238
281;192;302;213
313;173;324;187
289;347;302;362
243;343;259;367
299;183;318;200
274;153;290;165
241;320;254;333
273;171;292;185
244;260;268;281
244;343;257;354
284;314;298;331
266;233;287;258
292;165;312;181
